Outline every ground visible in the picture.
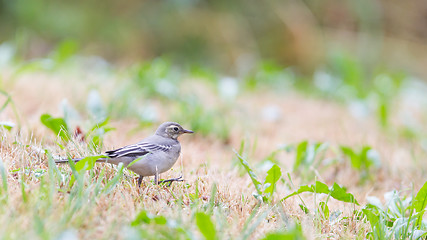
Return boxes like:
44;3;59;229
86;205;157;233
0;66;426;239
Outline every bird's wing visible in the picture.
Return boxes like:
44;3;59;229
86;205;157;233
105;142;172;158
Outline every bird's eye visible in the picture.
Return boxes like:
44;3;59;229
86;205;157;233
173;127;179;131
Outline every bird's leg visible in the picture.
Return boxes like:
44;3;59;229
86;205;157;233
137;175;143;187
154;172;159;185
159;176;184;186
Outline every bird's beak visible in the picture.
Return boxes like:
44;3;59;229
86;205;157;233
182;129;194;134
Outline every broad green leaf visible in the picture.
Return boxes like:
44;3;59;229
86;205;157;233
413;181;427;212
51;40;79;63
340;145;380;173
235;151;262;196
330;183;359;205
360;146;374;168
0;121;14;131
131;210;151;226
362;208;379;227
340;146;359;169
281;181;359;205
314;181;330;193
69;155;106;187
153;216;167;225
261;232;302;240
261;224;304;240
413;181;427;227
282;181;329;201
195;212;216;240
131;210;168;226
40;113;69;141
263;164;282;202
74;156;105;172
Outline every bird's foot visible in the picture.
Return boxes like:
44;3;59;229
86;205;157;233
137;175;144;187
158;176;184;186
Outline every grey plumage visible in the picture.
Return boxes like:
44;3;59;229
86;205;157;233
56;122;193;185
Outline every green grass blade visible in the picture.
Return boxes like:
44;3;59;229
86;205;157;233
234;150;262;197
195;212;217;240
20;179;27;203
293;141;308;170
0;157;7;199
241;208;271;240
102;163;124;194
208;183;217;214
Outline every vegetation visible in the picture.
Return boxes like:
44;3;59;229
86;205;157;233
1;1;427;239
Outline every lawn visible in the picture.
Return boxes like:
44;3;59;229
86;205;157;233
1;53;427;239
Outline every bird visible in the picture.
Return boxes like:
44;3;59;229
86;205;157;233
56;122;193;186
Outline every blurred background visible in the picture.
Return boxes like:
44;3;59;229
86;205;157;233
1;0;427;145
2;1;427;239
1;0;427;77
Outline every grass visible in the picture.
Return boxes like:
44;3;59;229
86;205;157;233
1;49;427;239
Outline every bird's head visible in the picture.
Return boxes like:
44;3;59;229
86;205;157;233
155;122;193;139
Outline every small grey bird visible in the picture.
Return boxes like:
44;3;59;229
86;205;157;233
56;122;193;186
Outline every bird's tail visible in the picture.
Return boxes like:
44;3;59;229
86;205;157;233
55;157;108;164
55;158;84;164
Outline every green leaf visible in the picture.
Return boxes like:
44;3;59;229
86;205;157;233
234;151;262;196
87;117;115;152
263;164;282;202
299;204;309;214
340;145;381;173
0;157;8;198
51;40;79;63
340;146;359;169
74;156;105;172
131;210;152;226
413;181;427;212
69;155;106;187
330;183;359;205
413;181;427;227
378;102;389;128
261;224;304;240
130;210;168;226
0;121;14;131
195;212;216;240
293;141;308;170
153;216;167;225
40;113;69;141
281;181;359;205
362;208;379;228
319;202;329;219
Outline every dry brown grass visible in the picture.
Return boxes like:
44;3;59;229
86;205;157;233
0;69;426;239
